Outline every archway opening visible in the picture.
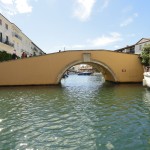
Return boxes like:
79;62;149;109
60;63;105;87
58;61;117;87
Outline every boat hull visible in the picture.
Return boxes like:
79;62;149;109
78;72;92;75
143;72;150;88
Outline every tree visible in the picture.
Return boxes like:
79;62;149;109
140;44;150;66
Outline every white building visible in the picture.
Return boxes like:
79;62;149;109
0;13;45;57
31;42;45;56
0;14;14;55
135;38;150;54
115;38;150;54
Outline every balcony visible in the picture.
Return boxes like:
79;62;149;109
0;38;14;47
32;47;38;52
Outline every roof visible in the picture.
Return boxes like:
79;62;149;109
115;37;150;52
135;38;150;45
115;44;135;51
31;42;46;54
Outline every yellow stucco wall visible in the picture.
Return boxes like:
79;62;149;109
0;43;14;54
0;50;144;86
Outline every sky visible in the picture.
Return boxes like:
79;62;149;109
0;0;150;54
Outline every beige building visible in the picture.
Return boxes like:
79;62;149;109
31;42;45;56
0;13;45;57
0;14;14;55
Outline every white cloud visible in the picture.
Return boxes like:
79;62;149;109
120;18;133;27
97;0;110;12
0;0;32;16
101;0;110;11
122;6;132;13
15;0;32;13
120;13;138;27
55;32;122;51
0;0;13;5
88;32;122;47
73;0;96;21
114;45;120;49
133;13;138;17
127;33;135;37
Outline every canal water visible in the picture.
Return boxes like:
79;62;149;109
0;75;150;150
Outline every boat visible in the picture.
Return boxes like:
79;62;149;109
143;66;150;88
92;72;102;76
78;72;92;75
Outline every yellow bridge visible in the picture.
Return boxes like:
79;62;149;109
0;50;144;86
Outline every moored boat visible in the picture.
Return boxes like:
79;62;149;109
92;72;102;76
78;72;92;75
143;66;150;88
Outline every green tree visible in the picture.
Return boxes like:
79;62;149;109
0;51;12;62
140;44;150;66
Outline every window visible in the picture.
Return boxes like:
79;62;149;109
13;40;15;47
0;32;2;42
139;45;142;51
6;36;8;43
0;19;2;25
5;23;8;30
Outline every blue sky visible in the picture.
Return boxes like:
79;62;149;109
0;0;150;54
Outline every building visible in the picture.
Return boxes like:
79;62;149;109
0;13;45;57
31;42;45;56
135;38;150;54
0;14;14;55
115;38;150;54
71;64;93;73
115;45;135;54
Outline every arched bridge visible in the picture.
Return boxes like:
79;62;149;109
0;50;143;86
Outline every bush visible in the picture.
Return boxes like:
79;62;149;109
0;51;12;62
139;44;150;66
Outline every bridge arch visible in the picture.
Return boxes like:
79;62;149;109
56;60;118;84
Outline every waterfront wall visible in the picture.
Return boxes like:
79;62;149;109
0;50;143;86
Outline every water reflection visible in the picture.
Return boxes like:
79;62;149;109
0;75;150;149
142;88;150;111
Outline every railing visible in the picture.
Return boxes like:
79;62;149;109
0;38;14;47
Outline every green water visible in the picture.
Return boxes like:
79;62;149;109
0;75;150;150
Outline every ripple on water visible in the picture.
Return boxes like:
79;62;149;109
0;76;150;149
106;141;115;150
